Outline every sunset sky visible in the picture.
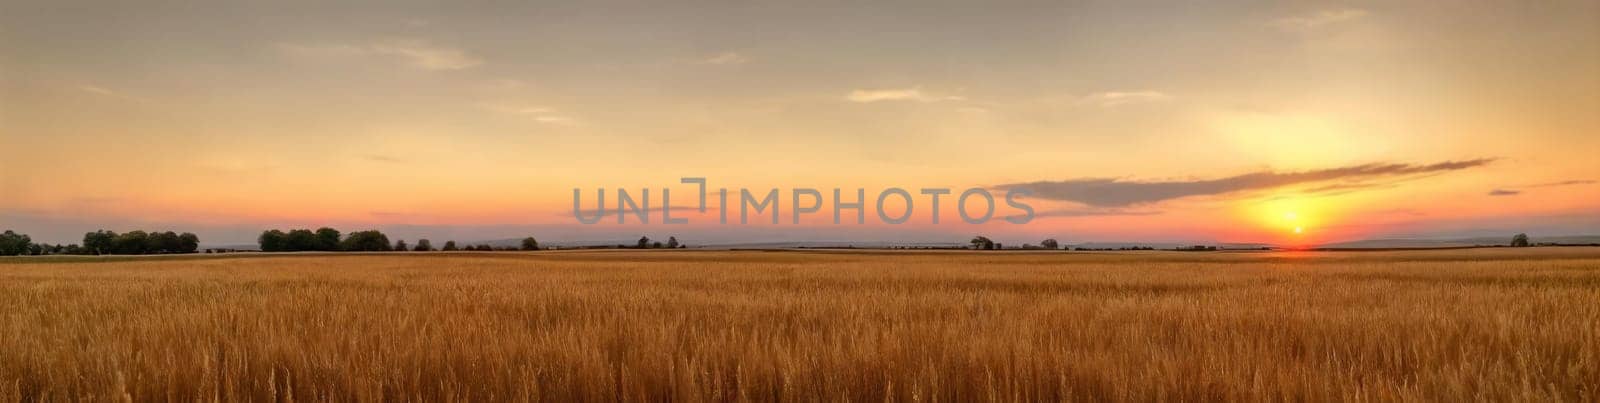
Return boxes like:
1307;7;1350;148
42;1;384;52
2;1;1597;246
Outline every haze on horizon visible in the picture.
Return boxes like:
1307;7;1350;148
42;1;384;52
2;0;1597;246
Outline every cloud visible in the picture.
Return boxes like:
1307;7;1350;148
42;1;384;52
994;159;1493;207
532;116;575;124
846;87;964;103
370;41;482;70
1302;181;1391;195
1487;179;1593;196
1035;208;1163;218
277;40;482;71
363;154;405;164
568;206;716;219
483;104;575;124
1271;9;1368;31
1525;179;1595;188
78;85;147;103
700;52;748;65
1081;91;1171;107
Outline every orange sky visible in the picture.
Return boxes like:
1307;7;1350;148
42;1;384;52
2;1;1597;245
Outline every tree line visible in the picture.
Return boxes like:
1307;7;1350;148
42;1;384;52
258;228;541;252
0;229;199;256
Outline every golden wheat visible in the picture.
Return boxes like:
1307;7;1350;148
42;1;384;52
1;248;1597;401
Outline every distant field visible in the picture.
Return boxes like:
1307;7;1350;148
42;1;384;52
2;248;1596;401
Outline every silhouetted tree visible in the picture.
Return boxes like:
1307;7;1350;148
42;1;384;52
394;239;409;251
149;231;182;253
0;230;31;256
1511;233;1531;247
286;229;318;251
520;237;540;251
258;230;287;252
970;236;995;250
637;236;650;249
666;236;679;249
112;231;149;254
652;241;663;248
1040;239;1059;250
316;227;342;251
178;233;200;253
442;241;458;251
340;230;392;251
84;230;117;255
415;239;434;251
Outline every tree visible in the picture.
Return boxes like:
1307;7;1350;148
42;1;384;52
666;236;679;249
84;230;117;255
0;230;31;256
520;237;540;251
652;241;663;248
442;241;458;251
415;239;434;251
258;230;287;252
1040;239;1059;250
340;230;392;251
394;239;409;252
112;231;150;255
285;229;318;251
178;233;200;253
150;231;182;254
970;236;995;250
1511;233;1530;247
315;227;342;251
637;236;650;249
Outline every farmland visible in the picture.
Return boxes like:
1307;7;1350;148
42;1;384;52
1;248;1596;401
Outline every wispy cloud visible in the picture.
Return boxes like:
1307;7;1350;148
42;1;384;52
1524;179;1595;188
1270;9;1368;31
700;52;749;65
1036;208;1163;218
277;40;482;71
846;87;964;103
77;85;147;103
363;154;406;164
1488;179;1594;196
370;40;482;70
483;104;575;125
1081;91;1171;107
995;159;1494;207
568;206;717;219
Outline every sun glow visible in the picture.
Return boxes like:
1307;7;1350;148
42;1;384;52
1238;196;1342;245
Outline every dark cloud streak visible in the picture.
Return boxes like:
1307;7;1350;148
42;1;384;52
996;159;1494;207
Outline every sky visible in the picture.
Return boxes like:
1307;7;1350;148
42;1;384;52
2;0;1597;247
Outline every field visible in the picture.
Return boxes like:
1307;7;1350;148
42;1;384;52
1;248;1597;401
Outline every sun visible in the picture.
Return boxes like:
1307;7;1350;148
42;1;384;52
1240;196;1336;243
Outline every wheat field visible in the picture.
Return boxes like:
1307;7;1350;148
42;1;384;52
1;248;1596;401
